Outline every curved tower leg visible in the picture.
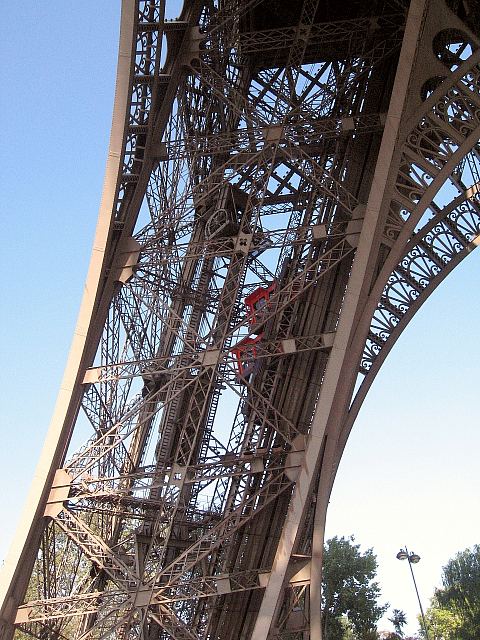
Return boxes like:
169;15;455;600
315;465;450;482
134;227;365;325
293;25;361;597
2;1;480;639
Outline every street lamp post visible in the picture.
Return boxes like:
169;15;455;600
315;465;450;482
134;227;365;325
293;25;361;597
396;547;430;639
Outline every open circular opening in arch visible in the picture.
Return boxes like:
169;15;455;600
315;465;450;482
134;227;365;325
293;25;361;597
433;28;475;71
420;75;447;101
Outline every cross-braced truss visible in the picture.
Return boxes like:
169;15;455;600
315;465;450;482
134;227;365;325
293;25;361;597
1;0;480;638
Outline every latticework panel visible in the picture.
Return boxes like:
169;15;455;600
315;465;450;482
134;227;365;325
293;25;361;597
5;1;480;639
356;46;480;413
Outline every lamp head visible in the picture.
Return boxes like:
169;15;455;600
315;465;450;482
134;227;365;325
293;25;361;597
396;550;408;561
409;553;421;564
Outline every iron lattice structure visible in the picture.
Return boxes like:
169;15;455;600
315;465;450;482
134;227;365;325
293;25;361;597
1;0;480;638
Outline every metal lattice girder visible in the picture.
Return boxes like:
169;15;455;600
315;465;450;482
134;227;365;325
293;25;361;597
3;0;480;639
359;51;480;378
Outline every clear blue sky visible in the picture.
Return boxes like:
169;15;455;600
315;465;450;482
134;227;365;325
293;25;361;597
1;3;479;637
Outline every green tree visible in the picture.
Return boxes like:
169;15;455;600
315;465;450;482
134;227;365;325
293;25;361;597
422;596;461;639
422;545;480;640
388;609;407;637
322;535;387;640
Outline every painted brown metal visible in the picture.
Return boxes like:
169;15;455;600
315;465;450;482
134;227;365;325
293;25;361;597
1;0;480;638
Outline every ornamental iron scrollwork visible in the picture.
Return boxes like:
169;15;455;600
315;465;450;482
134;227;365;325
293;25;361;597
359;50;480;379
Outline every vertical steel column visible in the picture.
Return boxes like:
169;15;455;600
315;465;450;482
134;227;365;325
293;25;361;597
252;1;428;637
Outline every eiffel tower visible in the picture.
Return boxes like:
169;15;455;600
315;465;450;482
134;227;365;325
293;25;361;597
1;0;480;638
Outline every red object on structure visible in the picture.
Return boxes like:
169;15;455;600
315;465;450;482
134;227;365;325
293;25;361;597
231;334;263;379
244;283;275;329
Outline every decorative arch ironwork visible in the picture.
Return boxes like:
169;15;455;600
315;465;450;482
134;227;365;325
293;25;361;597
349;47;480;449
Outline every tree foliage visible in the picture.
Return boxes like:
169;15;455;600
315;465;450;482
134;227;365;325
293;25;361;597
322;535;387;640
388;609;407;637
423;545;480;640
423;596;461;640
